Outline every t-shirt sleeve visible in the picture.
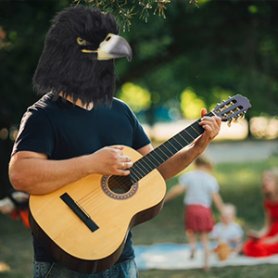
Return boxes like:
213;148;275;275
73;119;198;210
12;109;54;157
132;119;150;150
124;104;150;150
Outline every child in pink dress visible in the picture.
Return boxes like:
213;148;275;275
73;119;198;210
165;156;223;271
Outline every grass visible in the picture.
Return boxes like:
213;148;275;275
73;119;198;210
0;153;278;277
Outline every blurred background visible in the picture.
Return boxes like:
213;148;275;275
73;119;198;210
0;0;277;277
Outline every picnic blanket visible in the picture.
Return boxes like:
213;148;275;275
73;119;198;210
134;243;278;270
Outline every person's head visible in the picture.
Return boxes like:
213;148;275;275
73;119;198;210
262;168;278;199
33;6;132;106
220;203;236;225
194;156;213;172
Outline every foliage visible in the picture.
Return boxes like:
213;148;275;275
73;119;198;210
116;0;278;118
118;82;151;112
180;88;205;119
0;0;277;126
75;0;198;31
0;0;71;124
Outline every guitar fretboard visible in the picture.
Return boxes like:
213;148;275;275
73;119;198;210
128;111;214;183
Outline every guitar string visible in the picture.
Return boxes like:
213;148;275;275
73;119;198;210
76;130;198;206
171;136;184;148
190;125;201;136
76;131;194;206
121;124;200;187
76;167;143;205
107;130;195;190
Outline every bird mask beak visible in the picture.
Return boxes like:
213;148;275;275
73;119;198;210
80;33;132;61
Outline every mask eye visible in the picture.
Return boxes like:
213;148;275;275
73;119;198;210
76;37;88;46
105;35;112;41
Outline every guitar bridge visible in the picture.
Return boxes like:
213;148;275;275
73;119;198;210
60;193;99;232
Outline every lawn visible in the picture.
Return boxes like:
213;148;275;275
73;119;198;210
0;152;277;277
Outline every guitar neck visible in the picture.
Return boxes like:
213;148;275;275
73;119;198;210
129;111;215;183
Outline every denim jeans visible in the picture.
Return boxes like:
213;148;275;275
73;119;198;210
33;259;138;278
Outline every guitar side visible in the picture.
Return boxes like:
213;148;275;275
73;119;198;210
29;146;166;273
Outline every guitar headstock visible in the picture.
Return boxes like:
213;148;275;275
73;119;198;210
213;94;251;126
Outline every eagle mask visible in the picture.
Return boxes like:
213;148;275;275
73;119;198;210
33;6;132;106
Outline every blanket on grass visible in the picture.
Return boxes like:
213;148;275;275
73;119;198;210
134;243;278;270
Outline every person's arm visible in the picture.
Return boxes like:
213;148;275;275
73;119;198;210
261;234;278;244
138;108;221;180
164;185;186;202
248;211;271;239
254;212;278;244
10;108;220;195
212;192;224;213
9;145;133;195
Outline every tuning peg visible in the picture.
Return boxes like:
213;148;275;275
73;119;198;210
227;119;232;127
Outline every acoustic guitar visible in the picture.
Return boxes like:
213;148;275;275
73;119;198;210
29;94;251;273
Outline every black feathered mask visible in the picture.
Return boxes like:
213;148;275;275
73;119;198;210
33;6;132;105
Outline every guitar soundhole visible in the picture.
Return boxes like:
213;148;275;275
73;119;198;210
101;175;138;200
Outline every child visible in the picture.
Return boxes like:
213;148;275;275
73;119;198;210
243;168;278;257
211;203;243;260
0;191;30;228
165;156;223;271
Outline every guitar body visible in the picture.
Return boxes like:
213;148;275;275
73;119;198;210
29;146;166;273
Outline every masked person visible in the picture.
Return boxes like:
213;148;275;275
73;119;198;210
9;6;221;278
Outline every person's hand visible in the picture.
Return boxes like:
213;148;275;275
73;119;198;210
247;229;261;240
89;145;133;176
194;108;221;151
199;108;221;140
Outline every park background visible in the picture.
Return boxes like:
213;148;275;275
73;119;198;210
0;0;278;277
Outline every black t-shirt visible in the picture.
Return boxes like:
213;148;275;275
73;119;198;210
12;93;150;263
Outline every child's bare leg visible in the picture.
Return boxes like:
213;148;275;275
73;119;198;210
186;229;196;259
200;232;210;271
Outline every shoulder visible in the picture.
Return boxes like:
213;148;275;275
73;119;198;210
26;93;56;116
233;222;243;230
230;223;243;235
19;94;56;128
111;98;140;124
214;222;223;229
202;171;217;181
179;171;193;183
202;171;218;187
264;200;278;214
112;98;130;110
